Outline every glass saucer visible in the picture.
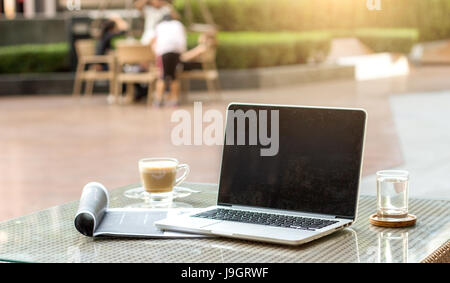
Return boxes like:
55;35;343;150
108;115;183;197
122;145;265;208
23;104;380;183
125;201;193;209
123;186;200;200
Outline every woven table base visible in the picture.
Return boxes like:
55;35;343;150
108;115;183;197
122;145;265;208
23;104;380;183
422;241;450;263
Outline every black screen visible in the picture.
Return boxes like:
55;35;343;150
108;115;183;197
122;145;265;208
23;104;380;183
218;104;366;218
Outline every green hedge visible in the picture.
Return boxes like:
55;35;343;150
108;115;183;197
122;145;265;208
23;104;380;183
174;0;450;42
355;29;419;54
189;32;331;69
0;29;418;74
0;43;69;74
0;32;330;73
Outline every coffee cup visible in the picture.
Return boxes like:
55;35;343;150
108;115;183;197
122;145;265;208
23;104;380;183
139;158;190;206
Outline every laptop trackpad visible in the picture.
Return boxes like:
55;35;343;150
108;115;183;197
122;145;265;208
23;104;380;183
206;222;311;239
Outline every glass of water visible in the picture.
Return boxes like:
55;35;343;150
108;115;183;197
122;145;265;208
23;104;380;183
376;170;409;218
378;232;409;263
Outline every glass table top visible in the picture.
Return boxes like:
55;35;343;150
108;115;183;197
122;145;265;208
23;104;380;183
0;182;448;263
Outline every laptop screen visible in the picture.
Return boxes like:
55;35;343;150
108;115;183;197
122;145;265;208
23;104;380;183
218;104;366;218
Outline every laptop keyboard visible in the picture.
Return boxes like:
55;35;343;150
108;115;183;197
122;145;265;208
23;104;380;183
192;208;338;231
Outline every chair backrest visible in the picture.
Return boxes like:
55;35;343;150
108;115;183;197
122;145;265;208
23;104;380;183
199;48;217;71
75;39;97;58
198;48;215;62
115;42;154;65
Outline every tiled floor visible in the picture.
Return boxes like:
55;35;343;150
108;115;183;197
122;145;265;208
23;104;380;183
360;89;450;200
0;65;449;221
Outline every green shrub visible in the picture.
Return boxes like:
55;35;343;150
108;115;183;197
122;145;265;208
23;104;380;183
355;29;419;54
0;43;69;74
0;29;418;73
213;32;331;69
0;32;330;73
174;0;450;42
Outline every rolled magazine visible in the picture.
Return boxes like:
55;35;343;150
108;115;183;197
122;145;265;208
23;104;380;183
74;182;207;238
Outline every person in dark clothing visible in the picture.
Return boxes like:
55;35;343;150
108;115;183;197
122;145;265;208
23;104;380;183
95;15;129;61
92;16;128;104
149;14;186;107
92;16;128;73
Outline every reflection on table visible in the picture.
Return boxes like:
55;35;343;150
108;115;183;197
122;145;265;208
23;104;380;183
0;183;448;263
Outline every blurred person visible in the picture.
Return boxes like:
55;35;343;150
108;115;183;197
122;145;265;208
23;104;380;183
96;15;129;58
181;31;218;71
94;15;128;104
150;14;187;107
17;0;24;14
135;0;180;45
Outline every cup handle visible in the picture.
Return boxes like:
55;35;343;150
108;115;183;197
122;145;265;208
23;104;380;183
175;164;190;187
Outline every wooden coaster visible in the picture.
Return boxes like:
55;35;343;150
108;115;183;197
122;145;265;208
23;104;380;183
369;213;417;228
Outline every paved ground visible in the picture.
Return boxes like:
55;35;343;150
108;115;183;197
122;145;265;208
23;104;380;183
0;65;449;221
326;37;373;62
360;89;450;200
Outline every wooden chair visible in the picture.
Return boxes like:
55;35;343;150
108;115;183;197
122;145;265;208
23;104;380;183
114;42;157;105
72;39;116;97
179;47;220;101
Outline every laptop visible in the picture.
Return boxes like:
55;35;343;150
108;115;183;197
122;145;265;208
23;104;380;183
155;103;367;245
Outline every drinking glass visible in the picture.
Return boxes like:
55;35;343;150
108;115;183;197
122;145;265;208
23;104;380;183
376;170;409;218
378;232;409;263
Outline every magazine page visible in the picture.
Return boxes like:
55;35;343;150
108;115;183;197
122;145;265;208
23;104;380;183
74;182;209;238
74;182;109;236
94;208;209;238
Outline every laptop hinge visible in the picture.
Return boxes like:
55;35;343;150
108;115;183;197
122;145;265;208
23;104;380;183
335;215;353;220
218;203;232;207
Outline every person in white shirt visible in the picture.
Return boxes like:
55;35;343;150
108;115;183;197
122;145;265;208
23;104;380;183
134;0;179;45
151;14;187;107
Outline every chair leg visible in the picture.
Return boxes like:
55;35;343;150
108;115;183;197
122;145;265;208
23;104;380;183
147;81;154;106
109;78;115;97
85;80;94;97
115;81;122;105
214;77;222;101
73;63;84;97
205;78;216;102
106;78;115;104
180;79;187;96
124;83;134;104
73;78;83;97
181;79;190;104
186;79;190;94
